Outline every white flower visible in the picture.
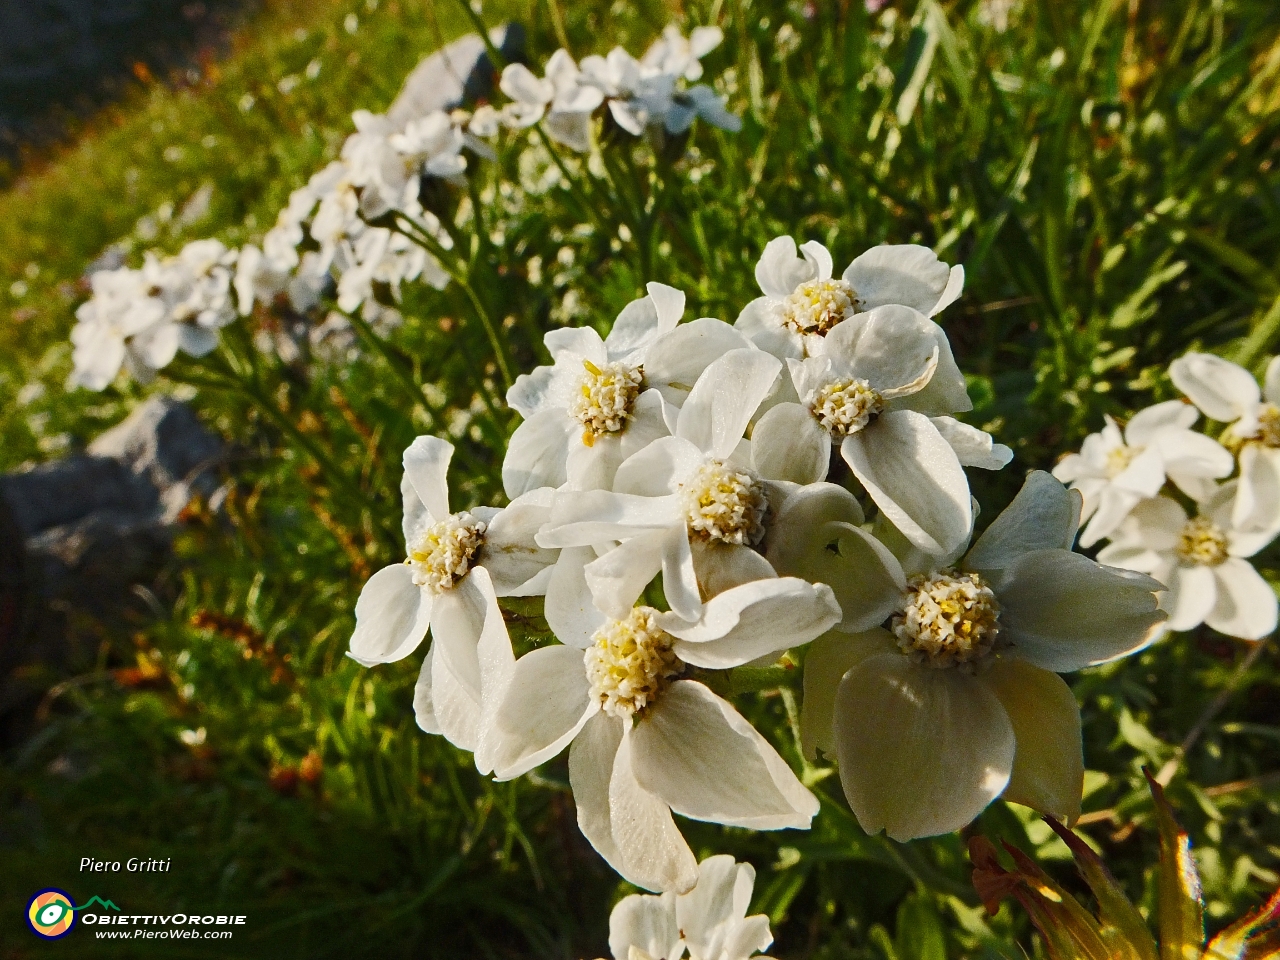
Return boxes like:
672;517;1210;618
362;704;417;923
537;348;815;624
735;237;965;359
1097;484;1279;641
503;284;754;496
580;47;678;136
1052;400;1233;546
605;855;773;960
779;472;1165;840
641;25;725;82
68;266;165;390
348;437;561;762
1054;401;1233;545
477;587;835;893
754;303;1001;555
1171;352;1280;533
499;50;605;152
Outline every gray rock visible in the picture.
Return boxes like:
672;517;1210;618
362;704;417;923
0;396;222;648
386;23;525;128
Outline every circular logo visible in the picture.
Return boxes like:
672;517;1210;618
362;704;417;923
27;889;76;939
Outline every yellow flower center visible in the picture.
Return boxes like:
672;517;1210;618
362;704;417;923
567;358;644;447
1175;517;1229;567
679;459;769;546
810;378;884;437
892;571;1001;670
1104;443;1142;478
406;512;486;592
584;607;684;719
1257;404;1280;448
782;278;859;336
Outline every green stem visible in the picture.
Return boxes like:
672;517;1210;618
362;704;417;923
391;213;515;391
532;125;609;235
1231;290;1280;373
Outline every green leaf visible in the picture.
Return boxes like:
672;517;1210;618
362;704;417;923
896;893;948;960
1146;772;1205;960
1044;818;1159;960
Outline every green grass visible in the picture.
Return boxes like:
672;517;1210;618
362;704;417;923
3;0;1280;957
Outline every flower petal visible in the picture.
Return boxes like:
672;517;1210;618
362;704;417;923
503;409;573;498
932;264;965;316
798;240;834;282
843;244;953;316
631;680;820;830
606;285;683;362
480;490;558;596
964;471;1081;572
677;349;782;459
824;304;943;393
537;490;680;547
981;659;1083;823
997;549;1165;671
755;236;816;300
412;655;441;735
930;416;1013;470
584;529;671;619
800;628;896;761
1234;445;1280;535
569;711;626;872
485;644;597;780
891;322;972;415
691;540;777;597
1125;399;1199;442
1170;352;1260;422
429;573;490;699
1207;558;1278;640
750;402;831;485
677;856;767;960
643;317;755;410
349;563;432;665
609;893;681;960
735;297;804;360
765;483;905;632
660;577;842;668
1165;563;1217;632
429;638;481;752
402;435;453;522
545;546;608;649
841;411;972;556
614;435;705;498
610;726;701;893
834;654;1014;840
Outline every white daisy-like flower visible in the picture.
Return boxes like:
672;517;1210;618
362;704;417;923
69;240;240;390
1097;483;1279;641
1052;400;1233;546
776;472;1164;841
754;303;1002;555
639;25;740;134
735;236;965;359
477;581;837;893
499;50;605;153
503;284;754;496
348;437;561;763
603;854;773;960
1171;352;1280;533
579;47;679;136
537;348;815;625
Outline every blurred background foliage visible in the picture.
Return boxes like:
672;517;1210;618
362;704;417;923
2;0;1280;956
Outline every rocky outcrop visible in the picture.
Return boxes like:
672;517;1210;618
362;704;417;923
386;23;525;127
0;398;222;739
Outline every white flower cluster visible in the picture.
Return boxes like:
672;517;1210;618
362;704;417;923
70;101;481;391
1055;352;1280;641
233;105;489;321
69;239;238;390
497;25;740;153
349;235;1166;890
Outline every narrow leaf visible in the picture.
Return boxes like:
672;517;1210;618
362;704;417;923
1146;772;1205;960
